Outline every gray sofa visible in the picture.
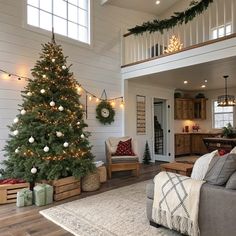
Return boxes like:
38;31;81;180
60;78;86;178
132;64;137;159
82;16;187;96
146;181;236;236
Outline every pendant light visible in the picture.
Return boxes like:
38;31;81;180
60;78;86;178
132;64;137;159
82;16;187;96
217;75;236;107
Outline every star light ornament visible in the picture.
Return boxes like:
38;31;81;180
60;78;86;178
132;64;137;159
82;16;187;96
15;148;19;153
21;109;26;115
81;134;85;138
164;35;183;54
28;136;35;143
77;121;80;125
62;65;67;70
52;58;55;63
27;92;32;96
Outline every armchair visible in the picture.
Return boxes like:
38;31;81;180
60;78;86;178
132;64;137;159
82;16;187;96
105;137;140;179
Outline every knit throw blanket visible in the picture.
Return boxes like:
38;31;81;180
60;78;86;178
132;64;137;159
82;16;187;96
152;172;204;236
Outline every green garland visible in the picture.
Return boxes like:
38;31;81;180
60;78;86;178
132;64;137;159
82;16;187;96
128;0;214;35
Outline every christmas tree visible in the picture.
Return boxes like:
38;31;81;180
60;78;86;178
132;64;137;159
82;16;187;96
164;35;183;54
1;35;95;182
143;141;151;164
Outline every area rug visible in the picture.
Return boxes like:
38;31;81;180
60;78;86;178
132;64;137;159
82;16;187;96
40;181;181;236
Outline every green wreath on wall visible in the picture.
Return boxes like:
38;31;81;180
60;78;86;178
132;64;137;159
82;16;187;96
96;100;115;125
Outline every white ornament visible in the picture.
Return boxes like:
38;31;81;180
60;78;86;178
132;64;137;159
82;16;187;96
13;117;19;124
43;145;49;152
56;131;63;137
31;167;37;174
13;130;19;136
77;121;80;125
21;109;26;115
63;142;69;147
52;58;55;62
27;92;32;96
62;65;67;70
29;136;35;143
15;148;19;153
58;105;64;111
40;89;46;94
81;134;85;139
42;74;46;78
50;101;55;107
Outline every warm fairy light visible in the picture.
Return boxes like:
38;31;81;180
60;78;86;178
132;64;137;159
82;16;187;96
1;73;9;80
89;96;92;101
111;101;116;107
96;98;99;103
120;99;124;108
165;35;183;53
77;85;82;93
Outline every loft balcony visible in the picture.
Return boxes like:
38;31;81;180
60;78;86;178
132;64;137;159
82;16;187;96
121;0;236;79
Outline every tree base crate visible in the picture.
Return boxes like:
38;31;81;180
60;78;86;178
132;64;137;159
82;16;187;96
0;183;30;204
51;176;81;201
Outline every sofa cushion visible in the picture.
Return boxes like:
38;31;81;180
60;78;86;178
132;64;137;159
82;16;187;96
191;150;219;180
115;139;135;156
226;171;236;190
204;153;236;186
111;156;139;164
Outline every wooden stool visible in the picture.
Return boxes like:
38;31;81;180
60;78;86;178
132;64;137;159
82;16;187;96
160;162;193;177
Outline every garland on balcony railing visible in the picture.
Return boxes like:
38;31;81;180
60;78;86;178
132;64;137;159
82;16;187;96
128;0;214;35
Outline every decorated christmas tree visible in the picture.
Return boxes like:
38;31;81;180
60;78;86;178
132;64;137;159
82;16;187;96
143;141;151;164
1;35;95;182
164;35;183;54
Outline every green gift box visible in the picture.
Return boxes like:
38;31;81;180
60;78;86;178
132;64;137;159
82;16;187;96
16;188;33;207
34;184;53;206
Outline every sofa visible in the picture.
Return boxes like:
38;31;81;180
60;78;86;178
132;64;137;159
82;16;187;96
146;180;236;236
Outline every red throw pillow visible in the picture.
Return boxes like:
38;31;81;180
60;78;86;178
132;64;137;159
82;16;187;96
115;139;135;156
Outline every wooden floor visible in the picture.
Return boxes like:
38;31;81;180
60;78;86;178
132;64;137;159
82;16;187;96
0;163;161;236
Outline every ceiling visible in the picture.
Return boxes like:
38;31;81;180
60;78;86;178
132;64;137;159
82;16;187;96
104;0;180;16
131;56;236;91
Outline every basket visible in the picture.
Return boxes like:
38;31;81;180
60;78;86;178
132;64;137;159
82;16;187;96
82;171;100;192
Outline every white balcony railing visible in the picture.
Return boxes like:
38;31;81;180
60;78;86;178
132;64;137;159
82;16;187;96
121;0;236;66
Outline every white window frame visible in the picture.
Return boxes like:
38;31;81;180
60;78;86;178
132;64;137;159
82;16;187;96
212;100;234;129
211;22;232;40
23;0;92;48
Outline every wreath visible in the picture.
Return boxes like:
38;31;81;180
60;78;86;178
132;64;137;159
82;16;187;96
96;100;115;125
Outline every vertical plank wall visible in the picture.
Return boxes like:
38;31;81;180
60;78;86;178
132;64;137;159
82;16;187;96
0;0;154;166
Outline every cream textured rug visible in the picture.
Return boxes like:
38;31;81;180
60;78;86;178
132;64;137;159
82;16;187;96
40;181;181;236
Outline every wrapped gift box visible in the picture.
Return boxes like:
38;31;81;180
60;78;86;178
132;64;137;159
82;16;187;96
34;184;53;206
16;188;33;207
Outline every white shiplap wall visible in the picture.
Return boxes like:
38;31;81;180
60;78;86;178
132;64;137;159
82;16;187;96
0;0;154;166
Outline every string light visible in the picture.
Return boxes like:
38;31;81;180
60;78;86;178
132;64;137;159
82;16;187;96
0;68;125;107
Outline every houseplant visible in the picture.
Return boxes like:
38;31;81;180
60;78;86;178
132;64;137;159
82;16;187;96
222;123;236;138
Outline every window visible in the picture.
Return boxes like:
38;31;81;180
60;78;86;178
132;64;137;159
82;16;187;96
211;23;232;40
213;101;234;129
27;0;90;44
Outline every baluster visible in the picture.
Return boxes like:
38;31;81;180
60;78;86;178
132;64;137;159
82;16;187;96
145;32;148;59
223;0;226;35
153;32;156;57
183;24;186;47
190;22;193;46
196;18;199;44
216;0;219;37
209;3;212;39
162;32;165;54
158;33;161;56
232;0;235;33
202;12;205;42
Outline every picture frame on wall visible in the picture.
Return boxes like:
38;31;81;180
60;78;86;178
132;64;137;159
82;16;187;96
136;95;146;134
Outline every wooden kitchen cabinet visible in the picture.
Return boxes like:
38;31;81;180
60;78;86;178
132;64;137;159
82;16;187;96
175;134;191;156
175;133;218;156
174;98;207;120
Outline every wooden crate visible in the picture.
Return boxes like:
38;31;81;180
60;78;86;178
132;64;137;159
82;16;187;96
51;176;81;201
0;182;30;204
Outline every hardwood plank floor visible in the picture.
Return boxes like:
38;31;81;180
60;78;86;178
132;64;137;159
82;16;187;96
0;163;161;236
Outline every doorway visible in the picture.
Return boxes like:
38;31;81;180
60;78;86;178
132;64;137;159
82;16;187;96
153;98;168;161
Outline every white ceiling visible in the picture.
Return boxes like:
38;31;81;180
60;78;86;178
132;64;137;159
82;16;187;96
131;56;236;91
105;0;180;16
